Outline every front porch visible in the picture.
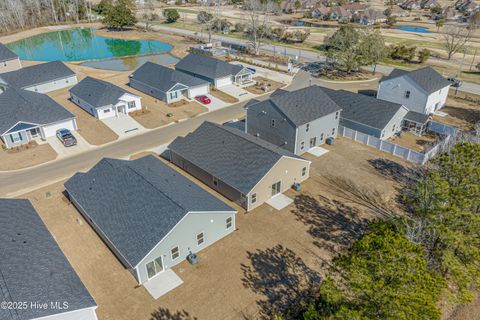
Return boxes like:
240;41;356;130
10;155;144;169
232;68;254;86
2;124;43;149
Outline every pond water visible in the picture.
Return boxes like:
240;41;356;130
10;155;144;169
6;28;173;61
393;26;432;34
80;53;180;71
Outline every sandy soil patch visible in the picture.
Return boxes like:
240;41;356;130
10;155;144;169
210;88;239;103
47;88;118;145
246;76;285;94
389;131;438;152
21;138;411;320
0;141;57;171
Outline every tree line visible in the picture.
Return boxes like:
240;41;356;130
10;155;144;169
0;0;96;33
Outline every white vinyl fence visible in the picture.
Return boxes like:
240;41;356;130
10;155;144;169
338;126;453;165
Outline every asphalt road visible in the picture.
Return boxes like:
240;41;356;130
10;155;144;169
145;23;480;95
0;100;248;197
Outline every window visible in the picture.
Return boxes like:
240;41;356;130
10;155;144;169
251;193;257;204
301;142;305;150
103;109;110;113
146;256;163;279
9;132;23;143
271;119;275;127
128;101;136;109
170;91;178;100
213;176;218;186
405;91;411;98
392;124;396;132
335;111;339;120
306;124;310;132
302;167;307;176
226;217;233;229
171;246;179;260
320;133;324;140
197;232;205;246
332;128;336;135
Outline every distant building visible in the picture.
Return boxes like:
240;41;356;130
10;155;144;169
0;43;21;73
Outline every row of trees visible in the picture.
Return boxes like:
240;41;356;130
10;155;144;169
0;0;95;33
281;141;480;319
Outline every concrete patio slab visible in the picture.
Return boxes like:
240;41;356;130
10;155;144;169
308;146;330;157
266;193;293;211
101;114;147;138
144;269;184;300
220;84;254;102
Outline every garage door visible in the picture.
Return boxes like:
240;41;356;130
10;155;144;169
215;76;232;88
42;119;76;138
188;85;210;98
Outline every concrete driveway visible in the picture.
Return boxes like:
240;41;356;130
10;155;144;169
101;114;148;139
45;133;93;158
220;84;254;102
230;61;294;85
204;94;228;111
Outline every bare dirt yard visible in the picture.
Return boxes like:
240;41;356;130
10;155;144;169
245;76;285;94
0;141;57;171
210;87;239;103
389;131;438;152
22;138;414;320
47;88;119;145
433;91;480;132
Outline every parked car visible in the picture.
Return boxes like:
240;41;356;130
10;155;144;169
56;128;77;147
195;95;211;105
447;77;463;88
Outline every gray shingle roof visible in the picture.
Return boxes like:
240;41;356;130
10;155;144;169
130;62;208;92
175;53;246;80
64;156;235;267
249;86;342;126
168;121;305;194
0;199;96;320
323;88;406;130
380;67;451;94
0;61;75;89
0;43;18;62
404;110;431;124
70;77;136;108
0;87;75;135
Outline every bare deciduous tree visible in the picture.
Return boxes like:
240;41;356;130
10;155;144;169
243;0;274;55
442;25;475;60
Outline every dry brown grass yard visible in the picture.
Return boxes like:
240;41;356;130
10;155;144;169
47;88;119;145
210;88;240;104
433;91;480;132
22;138;414;320
0;141;57;171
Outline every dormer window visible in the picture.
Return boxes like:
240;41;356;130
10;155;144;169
405;91;411;99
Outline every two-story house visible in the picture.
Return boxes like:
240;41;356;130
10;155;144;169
245;86;342;155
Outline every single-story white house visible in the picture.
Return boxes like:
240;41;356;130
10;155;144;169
70;77;142;120
0;199;98;320
0;86;77;148
64;156;237;285
175;53;254;88
129;62;210;104
377;67;451;115
0;43;21;73
0;60;77;93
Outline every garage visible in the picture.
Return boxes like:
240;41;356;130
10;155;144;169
214;76;232;88
187;84;210;98
41;118;77;138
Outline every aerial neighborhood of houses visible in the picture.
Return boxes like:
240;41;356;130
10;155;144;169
0;16;467;319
